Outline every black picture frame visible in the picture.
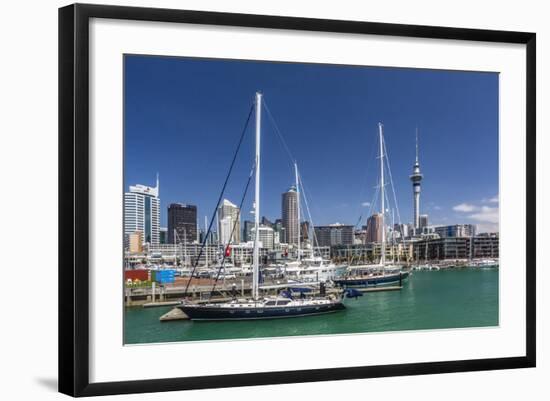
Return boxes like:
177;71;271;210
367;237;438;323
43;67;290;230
58;3;536;397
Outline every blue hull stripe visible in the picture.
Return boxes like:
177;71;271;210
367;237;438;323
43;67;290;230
334;272;410;287
179;303;345;321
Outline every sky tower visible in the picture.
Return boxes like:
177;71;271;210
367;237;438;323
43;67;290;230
410;129;423;230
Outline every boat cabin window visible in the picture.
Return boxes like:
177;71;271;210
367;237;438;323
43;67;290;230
265;301;277;306
276;299;291;306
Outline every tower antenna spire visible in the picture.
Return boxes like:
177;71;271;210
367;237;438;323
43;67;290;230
410;127;423;231
415;127;419;164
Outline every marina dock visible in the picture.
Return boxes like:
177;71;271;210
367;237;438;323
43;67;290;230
357;286;402;292
125;277;340;306
143;301;181;308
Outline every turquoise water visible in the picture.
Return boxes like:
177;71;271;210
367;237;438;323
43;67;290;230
124;268;498;344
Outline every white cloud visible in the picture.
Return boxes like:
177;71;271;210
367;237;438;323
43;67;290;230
482;194;499;204
433;205;442;211
453;201;499;233
361;201;371;207
469;206;499;224
469;206;499;233
475;222;499;233
453;203;478;212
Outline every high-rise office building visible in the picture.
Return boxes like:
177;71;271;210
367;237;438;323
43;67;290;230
364;213;383;243
124;177;160;245
219;217;234;245
300;221;310;242
159;227;168;244
261;216;273;228
128;231;143;254
243;220;255;242
419;214;429;229
218;199;241;244
167;203;197;245
210;231;219;246
282;186;299;245
251;225;275;249
314;224;354;247
396;223;409;239
273;219;286;245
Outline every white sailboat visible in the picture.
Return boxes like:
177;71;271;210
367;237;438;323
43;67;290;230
335;123;409;288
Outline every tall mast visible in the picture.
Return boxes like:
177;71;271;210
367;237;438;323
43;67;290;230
295;162;301;262
215;208;220;265
252;92;262;300
204;215;208;267
174;229;178;267
392;208;395;263
379;122;386;267
183;227;187;267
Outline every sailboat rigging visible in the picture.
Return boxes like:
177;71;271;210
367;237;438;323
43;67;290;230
334;123;410;288
178;92;346;320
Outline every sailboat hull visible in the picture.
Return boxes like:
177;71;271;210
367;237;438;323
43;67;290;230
334;271;409;288
178;301;345;321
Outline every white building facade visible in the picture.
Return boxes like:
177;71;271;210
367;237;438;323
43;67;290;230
218;199;241;244
251;225;275;250
124;178;160;246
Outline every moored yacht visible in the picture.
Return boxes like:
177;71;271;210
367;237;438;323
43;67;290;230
291;256;347;282
470;258;499;268
334;123;409;289
179;92;346;320
181;294;345;321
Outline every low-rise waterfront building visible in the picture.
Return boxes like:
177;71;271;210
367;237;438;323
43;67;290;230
332;242;412;263
412;235;499;261
149;243;219;267
227;242;271;265
472;233;499;259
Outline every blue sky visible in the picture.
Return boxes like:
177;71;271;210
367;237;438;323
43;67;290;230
124;55;499;233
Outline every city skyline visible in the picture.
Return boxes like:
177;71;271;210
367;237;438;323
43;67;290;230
124;55;499;233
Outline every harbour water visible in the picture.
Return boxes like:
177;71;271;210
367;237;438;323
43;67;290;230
124;268;498;344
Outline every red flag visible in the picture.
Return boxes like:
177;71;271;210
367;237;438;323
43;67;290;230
225;245;231;257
